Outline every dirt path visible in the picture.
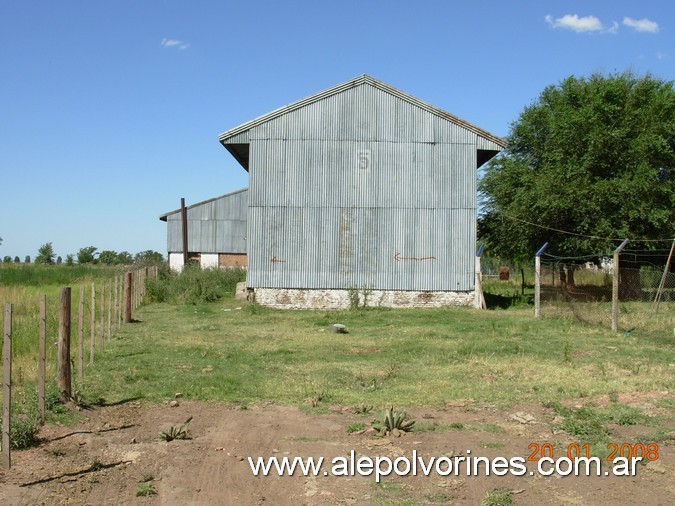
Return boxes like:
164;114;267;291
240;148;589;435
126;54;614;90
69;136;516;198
1;399;673;505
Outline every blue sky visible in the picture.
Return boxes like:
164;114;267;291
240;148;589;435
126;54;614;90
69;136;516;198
0;1;672;260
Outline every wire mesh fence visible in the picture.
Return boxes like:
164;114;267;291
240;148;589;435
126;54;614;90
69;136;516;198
538;253;674;337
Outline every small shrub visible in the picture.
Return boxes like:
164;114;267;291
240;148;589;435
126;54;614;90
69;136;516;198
372;406;415;436
136;482;157;497
90;458;104;471
347;422;365;433
8;411;41;449
481;487;513;506
352;403;374;415
159;416;193;442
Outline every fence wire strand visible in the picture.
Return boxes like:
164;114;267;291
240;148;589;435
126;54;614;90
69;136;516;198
539;255;674;336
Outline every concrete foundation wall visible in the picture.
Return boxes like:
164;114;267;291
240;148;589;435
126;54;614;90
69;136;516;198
201;253;219;269
168;253;185;273
253;288;474;310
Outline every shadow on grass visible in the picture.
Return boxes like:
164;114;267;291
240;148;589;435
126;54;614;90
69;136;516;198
484;292;533;309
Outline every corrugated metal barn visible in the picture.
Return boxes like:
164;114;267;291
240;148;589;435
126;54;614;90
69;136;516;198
218;74;505;308
160;188;248;271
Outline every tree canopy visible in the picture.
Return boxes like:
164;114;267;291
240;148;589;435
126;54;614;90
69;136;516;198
35;242;55;264
478;72;674;263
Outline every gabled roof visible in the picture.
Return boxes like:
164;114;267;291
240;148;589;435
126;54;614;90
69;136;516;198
218;74;506;148
159;188;248;222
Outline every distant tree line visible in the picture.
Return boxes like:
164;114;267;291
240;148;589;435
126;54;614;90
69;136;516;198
0;242;164;266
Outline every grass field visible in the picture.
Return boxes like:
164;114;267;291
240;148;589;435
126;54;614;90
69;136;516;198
79;297;674;410
0;264;129;382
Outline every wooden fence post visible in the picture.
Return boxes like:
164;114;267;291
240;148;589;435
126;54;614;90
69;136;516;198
90;282;95;365
78;285;84;384
124;272;133;323
57;287;72;401
117;275;122;329
38;295;47;424
107;279;112;340
99;284;105;352
3;304;12;469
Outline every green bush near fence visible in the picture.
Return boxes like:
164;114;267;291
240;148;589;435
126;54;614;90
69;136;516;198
145;265;246;305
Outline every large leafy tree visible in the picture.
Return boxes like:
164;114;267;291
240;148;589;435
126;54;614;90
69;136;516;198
479;72;674;264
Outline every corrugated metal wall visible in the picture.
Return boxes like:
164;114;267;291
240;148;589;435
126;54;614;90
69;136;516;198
166;190;248;254
231;83;495;291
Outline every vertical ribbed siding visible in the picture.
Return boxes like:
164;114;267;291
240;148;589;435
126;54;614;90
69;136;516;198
245;83;480;291
167;190;248;254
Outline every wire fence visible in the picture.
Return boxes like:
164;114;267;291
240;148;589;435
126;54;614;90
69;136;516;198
538;254;674;337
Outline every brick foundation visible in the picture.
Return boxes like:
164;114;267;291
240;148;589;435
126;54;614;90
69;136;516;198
252;288;474;309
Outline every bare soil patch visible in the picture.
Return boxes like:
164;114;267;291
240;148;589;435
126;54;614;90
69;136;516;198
1;399;673;505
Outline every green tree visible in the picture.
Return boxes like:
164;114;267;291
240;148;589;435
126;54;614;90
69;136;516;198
24;255;30;264
134;250;165;266
35;242;56;264
77;246;98;264
98;250;119;265
479;72;674;265
13;256;20;263
65;254;75;266
56;256;62;264
117;251;133;265
3;256;11;263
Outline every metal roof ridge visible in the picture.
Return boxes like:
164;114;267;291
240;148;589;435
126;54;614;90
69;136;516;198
218;75;506;148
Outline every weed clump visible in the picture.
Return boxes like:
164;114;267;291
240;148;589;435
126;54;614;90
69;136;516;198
159;416;193;442
372;406;415;437
146;265;246;304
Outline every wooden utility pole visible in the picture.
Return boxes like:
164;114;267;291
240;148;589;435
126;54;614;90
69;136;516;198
124;271;133;323
57;287;72;401
181;197;189;267
3;304;12;469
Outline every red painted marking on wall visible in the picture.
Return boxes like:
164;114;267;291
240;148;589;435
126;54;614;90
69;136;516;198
271;256;287;263
394;252;437;262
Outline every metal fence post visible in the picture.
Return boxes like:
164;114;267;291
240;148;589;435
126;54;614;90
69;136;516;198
474;244;486;309
612;239;630;332
534;242;549;319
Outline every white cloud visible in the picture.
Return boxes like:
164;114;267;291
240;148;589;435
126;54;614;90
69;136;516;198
161;38;190;50
545;14;605;33
623;17;659;33
655;51;667;60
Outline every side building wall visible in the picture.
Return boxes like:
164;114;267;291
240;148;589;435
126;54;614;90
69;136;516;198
163;189;248;272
